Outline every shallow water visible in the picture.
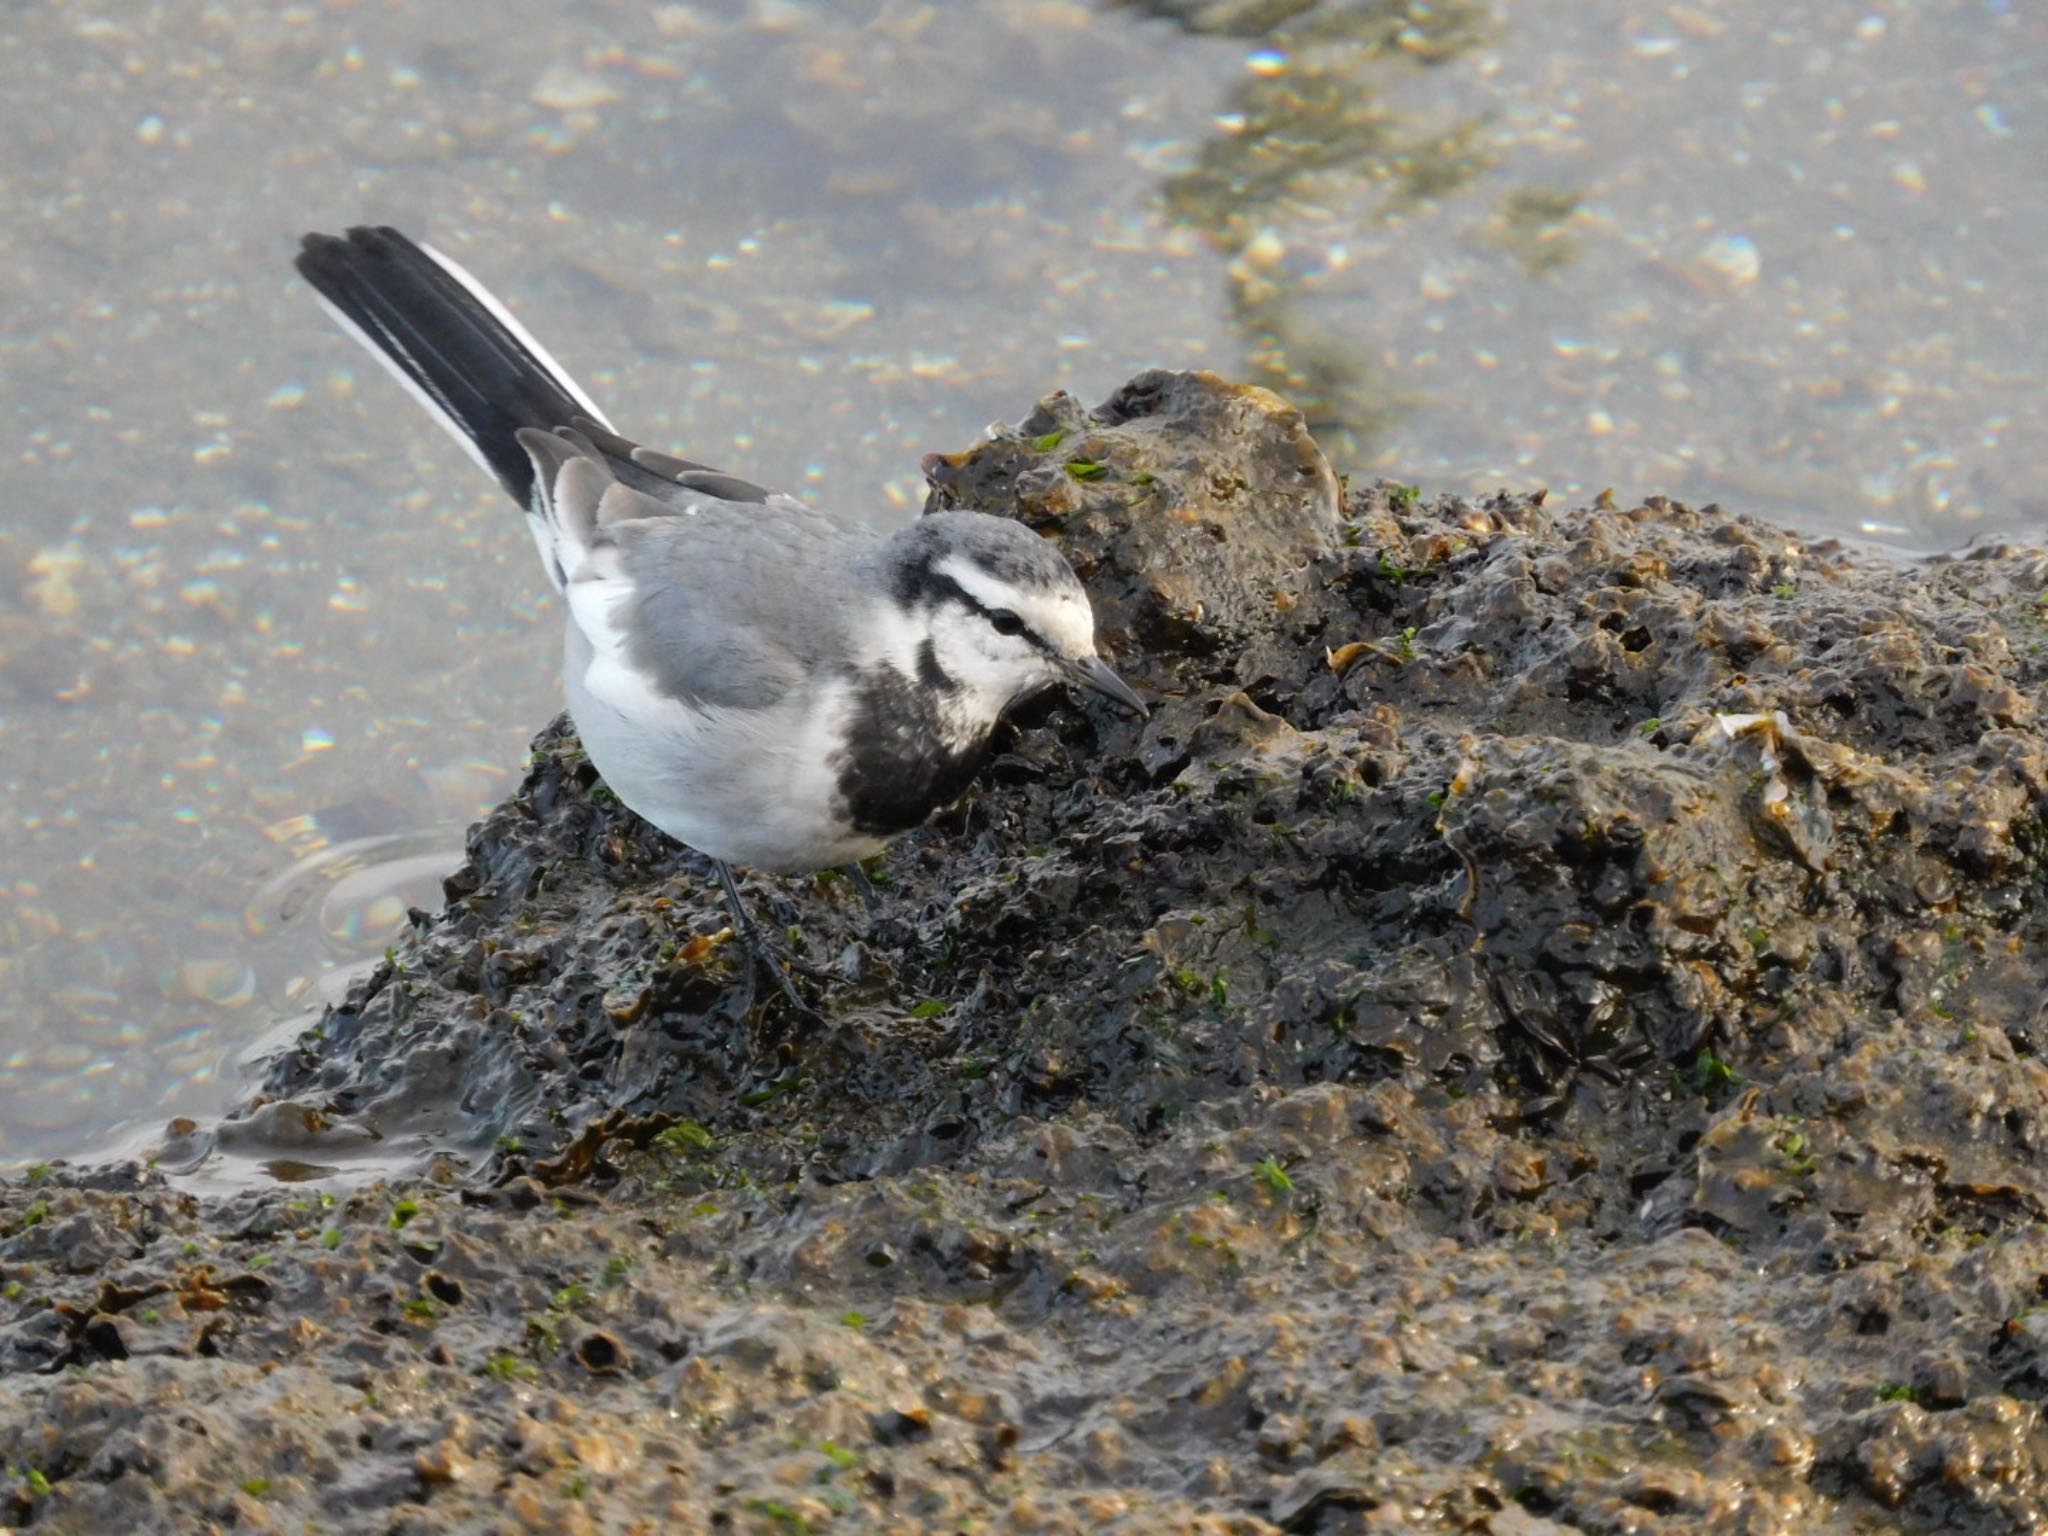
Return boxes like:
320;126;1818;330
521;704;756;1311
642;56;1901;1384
1;0;2042;1167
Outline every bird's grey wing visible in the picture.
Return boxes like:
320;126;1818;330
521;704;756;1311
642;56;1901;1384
524;428;858;713
611;509;863;711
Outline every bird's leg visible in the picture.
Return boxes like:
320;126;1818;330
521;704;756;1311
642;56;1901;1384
714;860;815;1018
843;858;921;953
842;862;883;917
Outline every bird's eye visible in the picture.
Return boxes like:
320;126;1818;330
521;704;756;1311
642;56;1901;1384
988;609;1026;637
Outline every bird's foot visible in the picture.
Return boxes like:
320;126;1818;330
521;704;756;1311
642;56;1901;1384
839;860;925;950
713;860;824;1023
745;940;823;1023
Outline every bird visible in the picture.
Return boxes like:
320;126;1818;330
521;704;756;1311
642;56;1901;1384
292;225;1145;1011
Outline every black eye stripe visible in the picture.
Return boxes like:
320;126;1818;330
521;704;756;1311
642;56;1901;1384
907;569;1053;653
982;603;1052;653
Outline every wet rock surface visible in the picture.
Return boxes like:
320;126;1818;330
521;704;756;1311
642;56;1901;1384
10;371;2048;1531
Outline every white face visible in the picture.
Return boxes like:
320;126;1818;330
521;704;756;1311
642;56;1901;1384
927;554;1098;710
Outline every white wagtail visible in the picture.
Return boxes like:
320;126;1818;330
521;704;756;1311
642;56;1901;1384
293;226;1145;1007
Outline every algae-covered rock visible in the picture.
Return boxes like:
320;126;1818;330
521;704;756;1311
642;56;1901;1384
8;372;2048;1533
923;368;1343;673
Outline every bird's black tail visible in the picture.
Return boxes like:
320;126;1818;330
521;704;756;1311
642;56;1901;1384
294;225;613;508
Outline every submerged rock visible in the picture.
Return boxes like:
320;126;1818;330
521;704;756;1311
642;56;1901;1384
7;371;2048;1532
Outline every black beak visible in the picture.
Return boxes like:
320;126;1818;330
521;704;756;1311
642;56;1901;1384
1063;655;1148;718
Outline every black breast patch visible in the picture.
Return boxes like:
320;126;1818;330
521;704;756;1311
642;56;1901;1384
831;664;991;838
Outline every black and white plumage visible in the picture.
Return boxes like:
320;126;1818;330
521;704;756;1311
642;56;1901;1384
293;226;1144;895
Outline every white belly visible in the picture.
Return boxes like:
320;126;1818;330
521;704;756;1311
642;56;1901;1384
562;624;885;873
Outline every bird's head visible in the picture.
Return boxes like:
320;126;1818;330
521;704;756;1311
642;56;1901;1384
885;513;1145;721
